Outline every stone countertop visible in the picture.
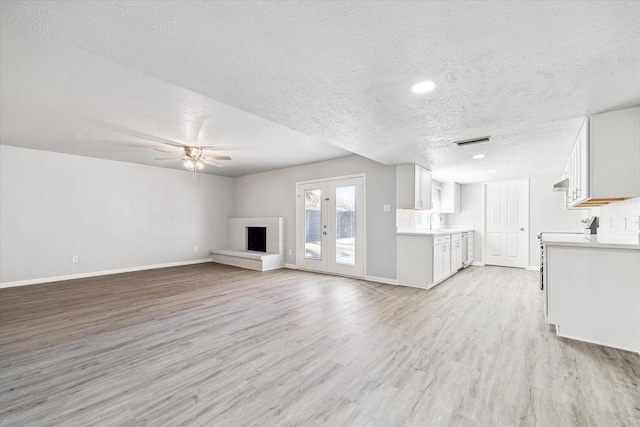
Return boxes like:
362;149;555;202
541;232;640;250
397;227;474;236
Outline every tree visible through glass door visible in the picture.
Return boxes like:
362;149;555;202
335;185;356;265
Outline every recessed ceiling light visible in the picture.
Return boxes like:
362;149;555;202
472;154;485;159
488;169;499;173
411;80;436;94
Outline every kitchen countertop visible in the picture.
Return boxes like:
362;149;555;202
541;232;640;250
397;227;474;236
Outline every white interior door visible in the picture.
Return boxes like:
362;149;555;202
296;176;365;278
484;179;529;268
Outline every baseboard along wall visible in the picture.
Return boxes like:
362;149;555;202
0;259;213;289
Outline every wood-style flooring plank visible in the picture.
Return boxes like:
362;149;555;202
1;263;639;426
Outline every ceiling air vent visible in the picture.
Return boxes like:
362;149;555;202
453;136;491;146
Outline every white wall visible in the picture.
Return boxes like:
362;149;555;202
233;155;397;281
528;177;583;267
0;145;234;284
447;178;584;267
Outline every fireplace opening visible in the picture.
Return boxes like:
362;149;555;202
247;227;267;252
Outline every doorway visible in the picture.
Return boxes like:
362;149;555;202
484;179;529;268
296;175;365;278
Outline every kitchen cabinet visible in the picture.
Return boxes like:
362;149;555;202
433;235;451;284
543;237;640;352
396;164;432;210
562;107;639;208
451;233;463;271
441;182;461;213
564;120;588;207
397;230;473;289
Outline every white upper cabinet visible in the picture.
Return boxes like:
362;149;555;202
567;120;589;207
396;164;432;210
441;182;461;213
565;106;639;208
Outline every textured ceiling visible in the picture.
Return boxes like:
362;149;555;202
0;23;350;177
1;1;639;182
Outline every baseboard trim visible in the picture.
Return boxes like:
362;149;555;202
525;266;540;271
0;258;213;289
364;275;398;286
284;263;298;269
555;325;639;354
471;262;485;266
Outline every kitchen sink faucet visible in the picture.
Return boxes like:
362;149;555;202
429;212;442;230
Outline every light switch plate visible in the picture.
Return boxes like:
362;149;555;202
383;204;391;212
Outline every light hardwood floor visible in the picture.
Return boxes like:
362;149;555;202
1;264;639;426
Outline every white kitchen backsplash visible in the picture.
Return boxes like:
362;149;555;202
592;197;640;240
396;209;447;229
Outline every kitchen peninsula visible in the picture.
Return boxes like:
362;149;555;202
397;227;474;289
542;232;640;353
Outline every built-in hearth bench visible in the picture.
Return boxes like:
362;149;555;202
210;217;285;272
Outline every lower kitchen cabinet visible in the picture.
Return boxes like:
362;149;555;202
451;233;463;272
433;239;451;284
544;241;640;353
397;231;472;289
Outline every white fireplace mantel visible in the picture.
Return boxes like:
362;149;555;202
210;217;285;271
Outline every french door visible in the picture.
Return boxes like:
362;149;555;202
296;175;365;277
484;179;529;268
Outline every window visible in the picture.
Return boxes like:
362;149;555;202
415;184;442;228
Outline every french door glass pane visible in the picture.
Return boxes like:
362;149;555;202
304;189;322;260
335;185;356;265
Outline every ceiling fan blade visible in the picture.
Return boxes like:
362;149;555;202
201;160;225;167
154;157;178;160
153;148;176;153
202;155;231;161
198;146;219;150
154;139;186;148
91;120;190;149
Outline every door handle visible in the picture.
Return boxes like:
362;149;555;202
520;227;525;231
323;231;327;235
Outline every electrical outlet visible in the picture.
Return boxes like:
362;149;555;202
194;246;199;252
72;256;79;263
383;204;391;212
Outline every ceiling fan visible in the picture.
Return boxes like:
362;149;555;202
153;140;231;175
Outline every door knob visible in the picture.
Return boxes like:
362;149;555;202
520;227;525;231
323;231;327;235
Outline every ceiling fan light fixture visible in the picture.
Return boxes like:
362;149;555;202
183;160;195;171
196;160;205;170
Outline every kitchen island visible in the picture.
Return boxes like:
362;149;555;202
542;232;640;353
